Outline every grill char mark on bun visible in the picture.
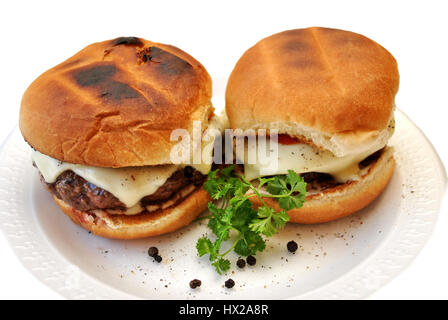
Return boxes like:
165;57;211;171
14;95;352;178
225;27;398;224
73;64;141;101
226;27;399;147
98;81;141;100
112;37;144;47
149;46;194;76
73;64;117;87
20;36;214;239
19;37;213;168
281;32;324;70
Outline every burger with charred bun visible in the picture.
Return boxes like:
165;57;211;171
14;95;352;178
226;27;399;224
20;37;223;239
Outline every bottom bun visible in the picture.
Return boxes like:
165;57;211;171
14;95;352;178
250;147;395;224
53;187;211;239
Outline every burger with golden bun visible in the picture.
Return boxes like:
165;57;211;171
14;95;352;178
226;27;399;224
20;36;222;239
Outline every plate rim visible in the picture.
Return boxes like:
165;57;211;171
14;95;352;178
0;109;446;300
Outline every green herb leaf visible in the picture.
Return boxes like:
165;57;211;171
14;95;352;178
272;210;290;229
212;258;231;274
197;166;307;274
196;237;213;257
234;231;265;256
267;170;307;211
265;176;287;195
249;205;278;237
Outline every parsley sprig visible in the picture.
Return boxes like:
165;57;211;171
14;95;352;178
196;165;307;274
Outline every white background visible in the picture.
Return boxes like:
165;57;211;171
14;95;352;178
0;0;447;299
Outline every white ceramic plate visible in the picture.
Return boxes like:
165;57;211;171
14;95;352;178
0;98;446;299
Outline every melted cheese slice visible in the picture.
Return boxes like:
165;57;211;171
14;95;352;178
243;139;383;182
32;150;179;208
32;113;229;210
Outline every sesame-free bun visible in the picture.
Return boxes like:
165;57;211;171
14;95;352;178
53;187;211;239
249;147;395;224
226;27;399;156
20;37;212;167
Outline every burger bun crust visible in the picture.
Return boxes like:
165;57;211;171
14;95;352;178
226;27;399;156
20;37;212;168
53;187;211;239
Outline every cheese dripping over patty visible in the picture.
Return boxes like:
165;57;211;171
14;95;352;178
32;113;228;210
242;137;385;182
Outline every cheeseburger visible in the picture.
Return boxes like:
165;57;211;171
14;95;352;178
226;27;398;224
20;37;222;239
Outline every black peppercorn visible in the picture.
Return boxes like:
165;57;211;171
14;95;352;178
236;259;246;268
190;279;202;289
287;240;298;253
225;279;235;288
154;255;162;263
246;255;256;266
148;246;159;257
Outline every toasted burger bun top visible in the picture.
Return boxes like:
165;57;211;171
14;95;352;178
226;27;399;156
20;37;212;168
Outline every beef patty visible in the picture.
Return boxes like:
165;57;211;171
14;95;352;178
301;172;341;192
301;148;384;193
40;166;207;212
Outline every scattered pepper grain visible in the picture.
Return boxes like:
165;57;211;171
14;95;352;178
190;279;202;289
148;246;159;257
236;259;246;268
225;279;235;288
287;240;298;253
246;255;256;266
